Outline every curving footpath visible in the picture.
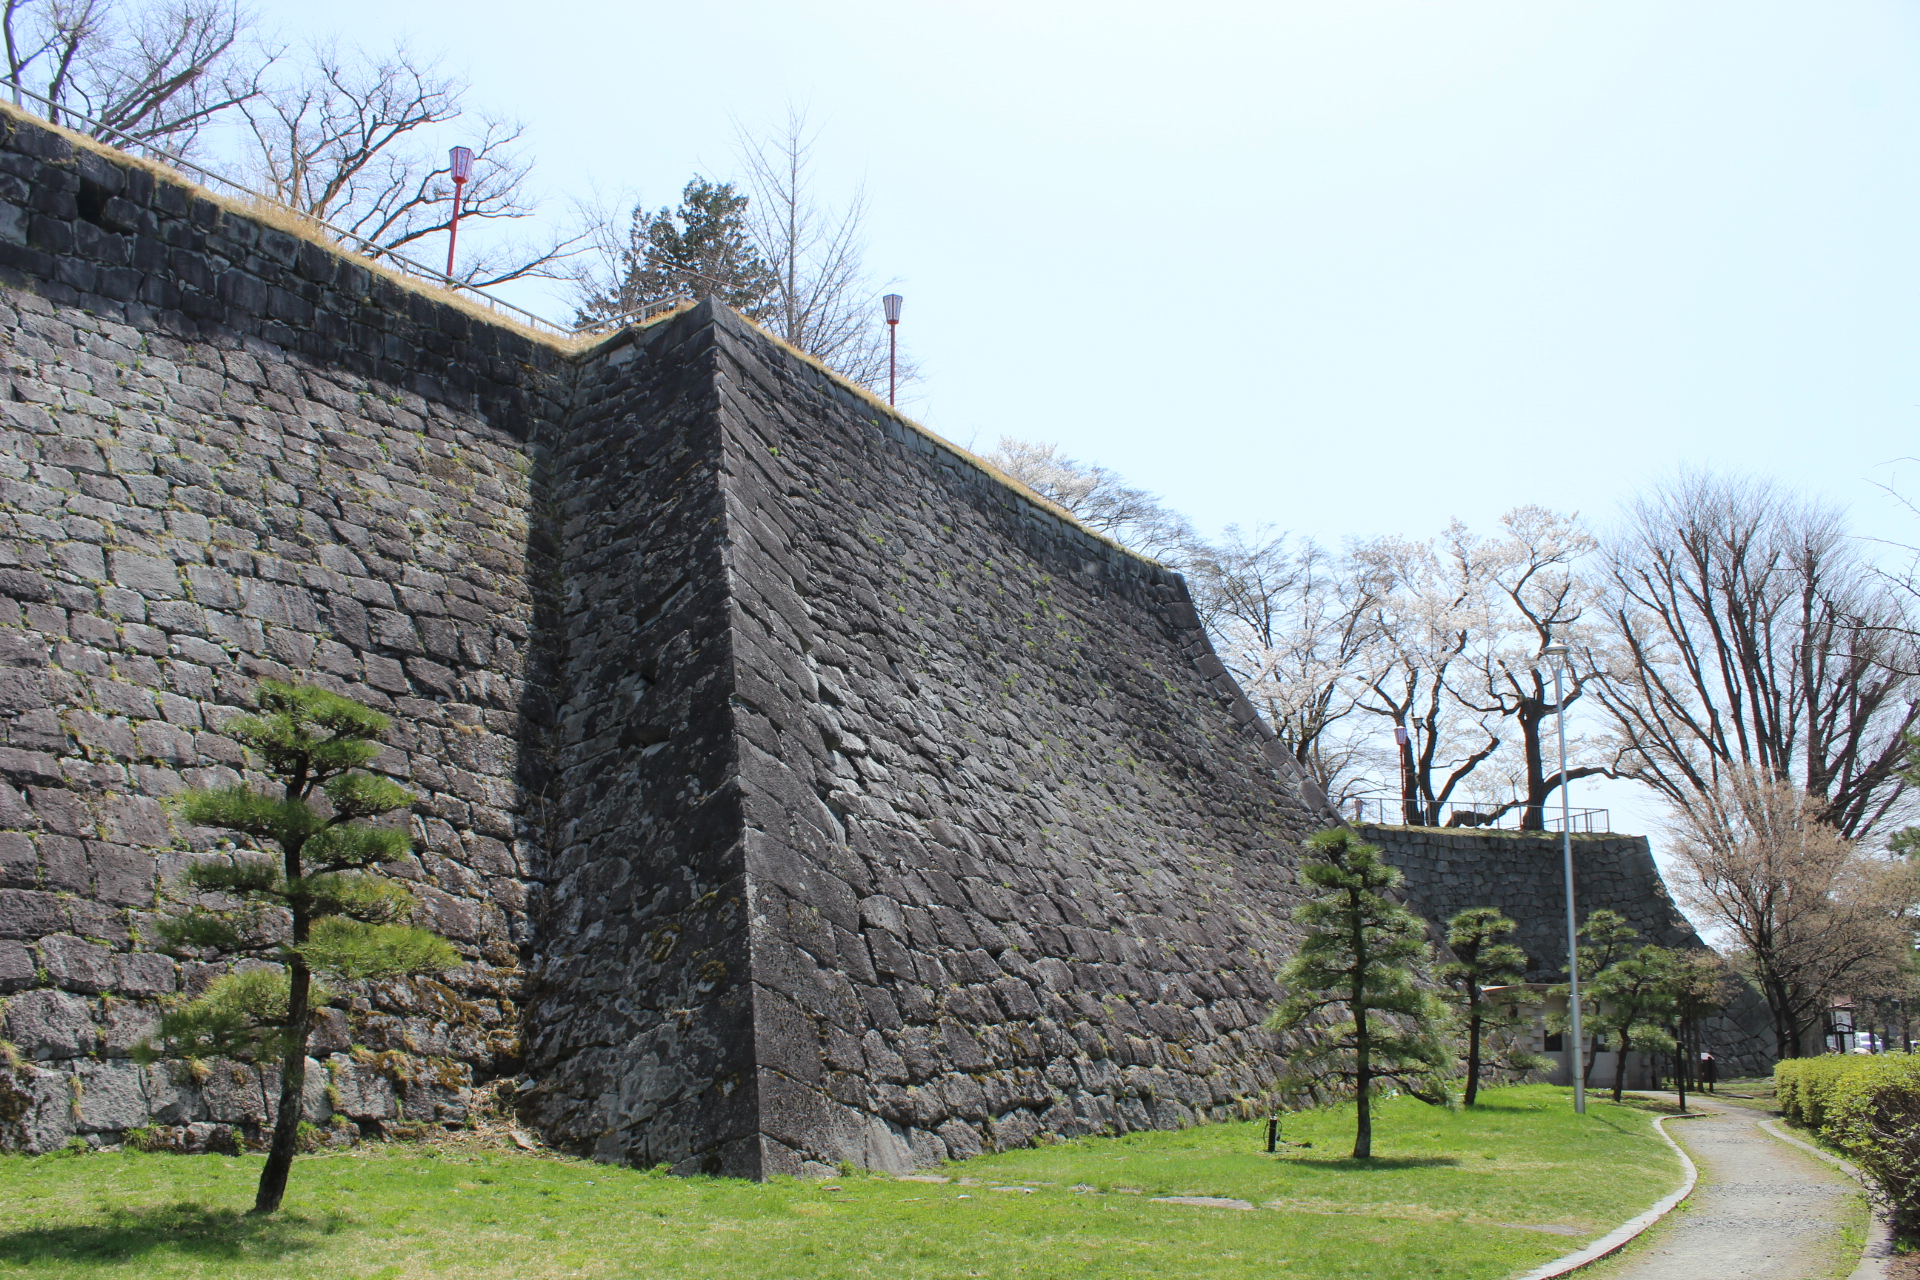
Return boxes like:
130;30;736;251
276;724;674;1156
1552;1095;1868;1280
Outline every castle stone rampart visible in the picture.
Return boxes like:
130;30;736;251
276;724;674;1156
0;109;1337;1169
1362;824;1776;1074
0;107;566;1150
516;305;1331;1176
524;316;755;1170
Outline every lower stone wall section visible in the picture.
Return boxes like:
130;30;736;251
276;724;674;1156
520;313;758;1175
1360;824;1776;1074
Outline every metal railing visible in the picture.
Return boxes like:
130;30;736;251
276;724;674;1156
0;78;690;340
1346;797;1611;834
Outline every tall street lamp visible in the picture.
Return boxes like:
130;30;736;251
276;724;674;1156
446;146;474;283
1540;640;1584;1115
1395;724;1415;824
882;293;903;405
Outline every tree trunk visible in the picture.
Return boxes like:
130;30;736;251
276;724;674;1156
1353;897;1372;1159
1398;729;1420;826
1354;1007;1372;1160
253;956;311;1214
1464;998;1482;1107
1520;697;1548;831
1764;976;1798;1060
1612;1028;1629;1103
1675;1027;1688;1113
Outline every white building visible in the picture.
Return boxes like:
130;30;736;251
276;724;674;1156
1482;984;1668;1092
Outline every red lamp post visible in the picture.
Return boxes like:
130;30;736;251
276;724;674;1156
882;293;902;405
445;146;474;283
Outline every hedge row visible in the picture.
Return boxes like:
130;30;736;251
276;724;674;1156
1776;1054;1920;1234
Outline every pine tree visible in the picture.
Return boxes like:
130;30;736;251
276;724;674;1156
1438;907;1533;1106
1268;828;1450;1159
1562;909;1639;1086
1585;944;1678;1102
136;682;455;1214
576;178;777;327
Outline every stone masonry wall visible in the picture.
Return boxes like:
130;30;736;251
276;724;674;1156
509;304;1338;1178
707;307;1327;1176
521;315;757;1171
1361;824;1776;1074
0;105;1344;1169
0;105;568;1151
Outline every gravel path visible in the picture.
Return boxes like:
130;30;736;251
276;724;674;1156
1590;1096;1862;1280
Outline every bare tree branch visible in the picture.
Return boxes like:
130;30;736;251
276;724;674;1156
734;106;907;391
1588;472;1920;839
982;436;1196;563
3;0;264;156
1665;768;1916;1056
239;42;580;288
1186;526;1382;804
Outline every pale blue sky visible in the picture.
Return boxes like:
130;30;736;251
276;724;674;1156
248;0;1920;843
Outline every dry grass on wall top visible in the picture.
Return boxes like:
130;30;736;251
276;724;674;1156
0;100;619;352
715;308;1160;570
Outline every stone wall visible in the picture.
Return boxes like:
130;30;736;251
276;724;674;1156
0;105;565;1150
521;315;756;1170
0;103;1781;1160
514;305;1335;1177
0;107;1343;1167
1360;824;1776;1074
696;306;1328;1176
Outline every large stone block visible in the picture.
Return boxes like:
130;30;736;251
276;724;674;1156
3;988;95;1057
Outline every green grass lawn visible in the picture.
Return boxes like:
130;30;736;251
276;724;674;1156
0;1086;1681;1280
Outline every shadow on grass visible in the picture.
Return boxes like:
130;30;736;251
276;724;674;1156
1581;1111;1635;1134
0;1201;337;1266
1280;1156;1462;1170
1467;1096;1563;1113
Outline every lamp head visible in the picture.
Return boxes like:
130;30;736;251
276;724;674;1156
449;146;474;184
1539;641;1571;674
882;293;903;325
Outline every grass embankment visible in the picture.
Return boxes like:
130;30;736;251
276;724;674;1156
0;1086;1678;1280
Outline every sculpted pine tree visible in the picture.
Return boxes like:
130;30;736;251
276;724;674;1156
1560;908;1639;1085
1268;828;1450;1159
1438;907;1532;1106
136;682;455;1214
1585;945;1677;1103
1667;949;1731;1110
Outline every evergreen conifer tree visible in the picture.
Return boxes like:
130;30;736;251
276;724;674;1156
1561;909;1639;1085
1586;945;1678;1102
1667;949;1731;1110
577;178;777;327
1268;828;1450;1159
136;682;455;1214
1438;907;1533;1106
